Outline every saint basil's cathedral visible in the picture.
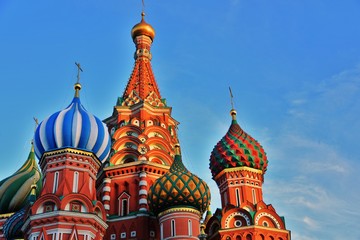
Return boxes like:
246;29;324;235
0;9;291;240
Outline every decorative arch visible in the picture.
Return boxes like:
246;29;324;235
31;194;61;215
60;193;93;212
143;126;172;142
113;125;142;140
222;208;252;229
146;137;173;153
254;210;285;229
147;149;173;166
112;136;141;152
110;149;140;165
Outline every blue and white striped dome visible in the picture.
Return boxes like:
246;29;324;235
34;89;111;162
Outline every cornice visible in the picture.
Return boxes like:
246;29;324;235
158;207;201;218
215;166;263;181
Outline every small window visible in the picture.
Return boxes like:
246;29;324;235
110;234;116;240
150;231;155;237
73;171;79;193
235;188;241;207
252;189;257;204
171;219;176;237
120;232;126;239
131;231;136;237
44;202;55;212
188;220;192;236
53;171;59;193
70;201;81;212
234;220;242;227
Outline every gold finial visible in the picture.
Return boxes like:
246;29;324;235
229;87;237;120
174;143;181;155
30;176;37;195
74;62;83;97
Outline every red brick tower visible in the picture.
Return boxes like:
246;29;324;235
206;109;291;240
23;82;111;239
98;12;180;240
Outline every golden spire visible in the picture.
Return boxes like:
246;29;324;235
74;62;83;97
229;87;237;120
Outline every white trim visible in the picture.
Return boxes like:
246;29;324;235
139;189;147;195
139;198;147;205
102;195;110;201
139;180;147;186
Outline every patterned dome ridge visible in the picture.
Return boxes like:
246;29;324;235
148;146;211;215
34;84;111;162
209;110;268;177
0;144;42;214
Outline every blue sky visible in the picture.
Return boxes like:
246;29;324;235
1;1;360;239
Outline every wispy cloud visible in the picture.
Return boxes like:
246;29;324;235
263;65;360;239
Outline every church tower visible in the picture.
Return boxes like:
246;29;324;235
23;81;111;239
206;109;291;239
97;12;180;240
148;144;211;239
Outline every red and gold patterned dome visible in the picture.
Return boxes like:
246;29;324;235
209;109;268;178
131;12;155;41
148;145;211;215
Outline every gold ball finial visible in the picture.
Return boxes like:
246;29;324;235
230;109;237;120
174;143;181;155
74;83;82;97
131;12;155;41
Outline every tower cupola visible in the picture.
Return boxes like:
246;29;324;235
209;109;268;178
148;144;211;216
131;12;155;41
34;83;111;162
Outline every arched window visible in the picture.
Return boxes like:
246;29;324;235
53;171;59;193
259;234;265;240
235;188;241;207
236;236;242;240
73;171;79;193
246;234;252;240
171;219;176;237
188;220;192;236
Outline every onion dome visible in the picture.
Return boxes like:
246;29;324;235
34;83;111;162
209;109;268;178
148;145;211;216
3;207;26;239
131;12;155;41
0;143;42;214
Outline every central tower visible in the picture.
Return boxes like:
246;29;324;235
98;12;180;240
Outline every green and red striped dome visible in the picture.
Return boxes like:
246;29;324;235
209;110;268;177
148;146;211;216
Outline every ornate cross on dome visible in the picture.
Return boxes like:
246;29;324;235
75;62;83;83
